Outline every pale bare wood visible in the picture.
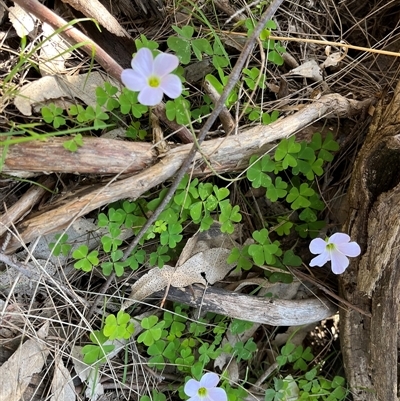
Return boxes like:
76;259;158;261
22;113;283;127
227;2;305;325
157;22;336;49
2;94;369;177
154;285;337;326
152;102;194;144
12;0;194;145
340;82;400;401
12;0;124;82
4;93;370;252
2;137;156;176
0;176;56;237
203;80;236;135
60;0;128;37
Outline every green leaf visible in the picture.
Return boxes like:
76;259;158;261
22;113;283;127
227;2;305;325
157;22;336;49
247;155;275;188
296;220;326;239
72;245;88;259
49;234;71;257
163;340;179;361
165;97;191;124
233;338;257;363
192;38;213;60
104;311;134;340
190;201;203;221
160;223;183;248
322;132;340;151
212;40;230;68
275;137;301;169
101;262;113;276
286;184;315;210
119;89;148;117
281;342;296;356
266;177;288;202
305;368;317;381
199;214;214;231
228;246;253;271
214;186;229;201
148;340;166;356
265;388;277;401
275;217;293;236
219;200;242;234
332;376;345;388
172;25;194;39
299;207;317;222
267;50;284;66
269;271;293;283
282;250;302;267
230;319;253;334
141;316;158;329
87;250;99;265
167;36;191;64
135;34;159;50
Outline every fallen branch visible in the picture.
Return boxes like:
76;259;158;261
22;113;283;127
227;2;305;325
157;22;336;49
340;81;400;401
0;176;56;237
4;93;370;252
2;137;156;176
153;285;337;326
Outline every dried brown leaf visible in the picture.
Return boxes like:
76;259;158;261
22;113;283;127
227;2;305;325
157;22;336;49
0;322;49;401
123;248;235;307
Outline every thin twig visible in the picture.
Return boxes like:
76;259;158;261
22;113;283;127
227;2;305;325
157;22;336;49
12;0;123;80
122;0;286;260
289;267;371;317
0;252;90;308
88;0;285;317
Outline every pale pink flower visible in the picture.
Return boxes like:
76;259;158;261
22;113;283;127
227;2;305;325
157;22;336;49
309;233;361;275
121;48;182;106
184;372;227;401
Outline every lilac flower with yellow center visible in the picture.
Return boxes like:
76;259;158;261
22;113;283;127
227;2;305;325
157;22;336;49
184;372;227;401
121;47;182;106
309;233;361;275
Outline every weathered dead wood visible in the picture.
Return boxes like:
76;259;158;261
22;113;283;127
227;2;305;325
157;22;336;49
154;285;337;326
0;176;56;237
12;0;194;145
340;83;400;401
2;137;156;176
2;94;369;178
60;0;128;37
203;80;236;135
153;102;194;144
4;93;370;252
13;0;124;82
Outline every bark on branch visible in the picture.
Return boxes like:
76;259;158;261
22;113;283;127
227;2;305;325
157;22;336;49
340;83;400;401
3;93;369;252
154;285;337;326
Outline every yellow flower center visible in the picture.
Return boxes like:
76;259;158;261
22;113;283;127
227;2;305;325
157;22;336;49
198;387;207;397
326;243;336;251
148;76;160;88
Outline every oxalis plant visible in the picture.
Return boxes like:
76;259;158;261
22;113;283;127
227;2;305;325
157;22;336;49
42;16;361;401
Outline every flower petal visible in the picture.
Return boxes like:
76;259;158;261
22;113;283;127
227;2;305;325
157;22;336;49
310;251;330;267
121;69;147;92
329;232;350;245
200;372;219;388
330;250;349;274
309;238;327;254
206;387;227;401
131;48;154;77
159;74;182;99
336;242;361;257
154;52;179;76
185;379;201;397
138;86;163;106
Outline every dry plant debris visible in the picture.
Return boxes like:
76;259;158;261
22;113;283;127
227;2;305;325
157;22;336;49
1;0;400;400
